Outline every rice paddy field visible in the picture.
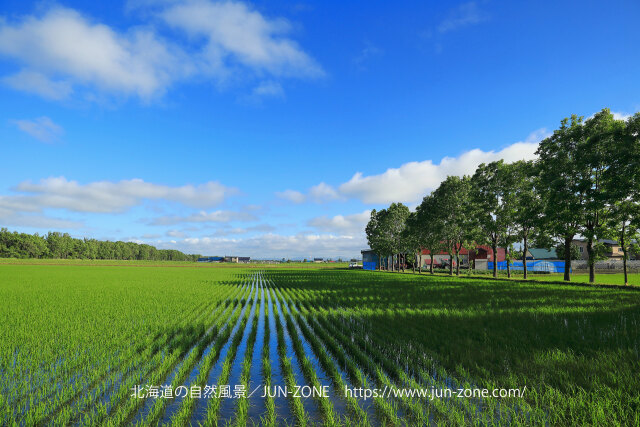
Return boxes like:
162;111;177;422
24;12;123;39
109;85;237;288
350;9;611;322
1;263;639;426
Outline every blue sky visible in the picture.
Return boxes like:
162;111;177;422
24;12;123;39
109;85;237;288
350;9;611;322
0;0;638;259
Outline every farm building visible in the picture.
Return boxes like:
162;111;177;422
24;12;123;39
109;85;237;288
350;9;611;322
572;239;631;260
418;245;506;269
525;248;558;260
313;258;323;263
223;256;251;263
361;249;389;271
197;256;224;262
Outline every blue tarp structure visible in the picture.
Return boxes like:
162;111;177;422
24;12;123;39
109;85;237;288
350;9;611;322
488;260;571;273
363;261;377;271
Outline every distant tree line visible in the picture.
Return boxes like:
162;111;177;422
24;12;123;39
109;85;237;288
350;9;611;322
0;228;199;261
366;109;640;285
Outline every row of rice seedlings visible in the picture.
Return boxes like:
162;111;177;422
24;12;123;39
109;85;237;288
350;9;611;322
245;279;267;422
4;272;231;426
307;288;496;425
101;282;254;426
274;286;399;426
66;284;248;426
137;286;249;427
4;299;208;422
232;289;261;426
169;282;256;425
201;283;258;426
89;283;250;427
260;282;277;427
23;290;224;427
344;307;513;424
269;286;399;426
288;278;525;425
284;287;428;425
104;323;210;425
12;296;212;426
269;287;308;426
274;286;371;425
273;286;340;426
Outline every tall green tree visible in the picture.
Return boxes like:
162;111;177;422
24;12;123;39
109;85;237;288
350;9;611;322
603;113;640;285
536;115;586;281
509;160;545;279
403;212;421;273
365;209;385;270
384;202;411;272
431;175;473;276
472;160;513;278
578;109;624;282
415;194;446;274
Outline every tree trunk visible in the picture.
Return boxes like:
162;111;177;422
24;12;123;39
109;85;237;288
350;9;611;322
492;241;498;278
378;254;382;271
506;246;511;278
587;237;595;283
455;251;460;276
430;254;434;274
449;254;453;275
563;236;572;281
522;234;528;280
621;227;628;285
418;253;422;274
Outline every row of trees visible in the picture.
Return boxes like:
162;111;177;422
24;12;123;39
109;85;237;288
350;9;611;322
0;228;199;261
366;109;640;285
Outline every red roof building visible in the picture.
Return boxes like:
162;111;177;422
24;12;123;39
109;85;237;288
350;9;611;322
419;245;506;266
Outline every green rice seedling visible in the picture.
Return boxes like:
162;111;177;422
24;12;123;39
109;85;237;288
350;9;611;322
275;289;339;426
270;289;308;427
202;285;257;427
233;297;260;426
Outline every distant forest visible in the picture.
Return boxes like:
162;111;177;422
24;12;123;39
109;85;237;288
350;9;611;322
0;228;199;261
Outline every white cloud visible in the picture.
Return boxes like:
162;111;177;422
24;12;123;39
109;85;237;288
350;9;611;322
612;111;632;121
307;210;370;235
0;7;189;100
438;2;487;34
0;2;322;101
338;140;540;204
3;70;73;100
175;232;365;258
308;182;342;202
211;223;276;236
0;208;82;229
276;183;342;204
11;116;63;142
159;0;324;79
0;177;237;213
524;128;551;143
276;129;552;206
252;80;284;97
166;229;187;238
151;210;256;225
276;189;306;203
353;41;382;69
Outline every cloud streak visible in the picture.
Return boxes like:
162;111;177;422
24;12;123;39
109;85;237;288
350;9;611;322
176;232;365;258
438;2;487;33
151;210;257;225
11;116;63;142
0;177;237;214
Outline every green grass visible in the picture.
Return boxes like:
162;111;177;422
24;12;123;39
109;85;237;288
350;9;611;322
1;262;639;425
527;272;640;286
